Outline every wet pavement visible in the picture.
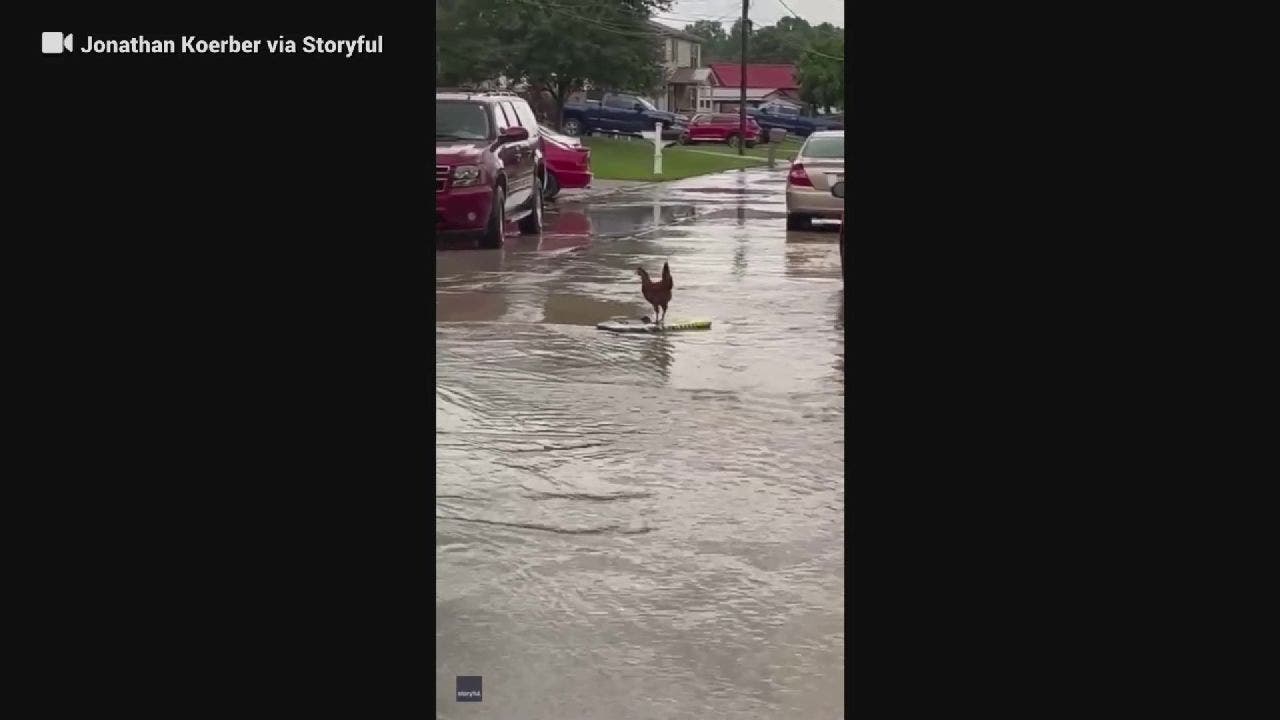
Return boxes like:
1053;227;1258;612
436;167;844;719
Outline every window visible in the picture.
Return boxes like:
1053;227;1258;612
500;101;520;128
492;102;510;130
801;135;844;159
436;101;491;140
513;101;541;134
605;95;634;109
691;114;709;124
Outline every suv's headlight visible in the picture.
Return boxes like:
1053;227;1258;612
452;165;482;187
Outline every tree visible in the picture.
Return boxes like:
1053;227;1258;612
437;0;673;128
750;17;811;63
684;20;727;46
683;20;734;61
796;34;844;113
686;16;845;71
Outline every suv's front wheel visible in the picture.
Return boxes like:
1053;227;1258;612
480;186;506;249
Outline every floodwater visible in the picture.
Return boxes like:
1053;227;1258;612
436;167;844;719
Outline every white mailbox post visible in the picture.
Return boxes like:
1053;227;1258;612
639;122;679;176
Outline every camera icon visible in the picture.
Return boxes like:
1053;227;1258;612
42;32;74;54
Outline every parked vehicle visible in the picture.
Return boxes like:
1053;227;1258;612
560;92;686;139
678;113;760;149
785;130;845;230
751;102;843;142
831;179;845;281
539;127;592;200
436;92;545;248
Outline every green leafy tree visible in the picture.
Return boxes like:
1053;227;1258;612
437;0;673;128
684;20;727;46
749;18;811;63
683;20;734;61
796;33;845;113
687;16;842;69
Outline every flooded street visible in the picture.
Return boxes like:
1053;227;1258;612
436;167;844;718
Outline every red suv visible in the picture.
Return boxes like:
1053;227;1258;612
436;93;544;248
678;113;760;149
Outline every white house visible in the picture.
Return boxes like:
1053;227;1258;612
647;22;710;114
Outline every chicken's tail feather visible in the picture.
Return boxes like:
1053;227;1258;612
661;261;673;290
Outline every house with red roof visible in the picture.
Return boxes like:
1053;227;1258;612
706;63;803;113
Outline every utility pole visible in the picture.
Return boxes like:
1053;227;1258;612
739;0;749;156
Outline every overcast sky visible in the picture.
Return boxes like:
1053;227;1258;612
655;0;844;31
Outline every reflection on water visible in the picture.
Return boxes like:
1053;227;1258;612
541;293;634;327
436;167;843;719
586;202;698;237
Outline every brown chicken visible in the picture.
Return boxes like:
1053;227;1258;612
636;262;674;325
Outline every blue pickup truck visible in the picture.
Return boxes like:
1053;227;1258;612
749;102;843;141
560;92;686;140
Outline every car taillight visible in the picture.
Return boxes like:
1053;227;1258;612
788;163;812;187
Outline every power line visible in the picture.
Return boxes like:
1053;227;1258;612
774;0;804;20
772;0;845;61
511;0;675;39
802;46;845;62
655;0;742;27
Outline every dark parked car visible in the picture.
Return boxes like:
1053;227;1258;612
750;102;843;141
678;113;760;149
436;92;544;248
561;92;685;139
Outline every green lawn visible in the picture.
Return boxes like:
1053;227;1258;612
681;137;805;161
583;136;772;182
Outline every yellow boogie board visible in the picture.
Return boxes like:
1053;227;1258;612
596;318;712;333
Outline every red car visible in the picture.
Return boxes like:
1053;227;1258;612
436;92;544;248
678;113;760;149
540;127;592;200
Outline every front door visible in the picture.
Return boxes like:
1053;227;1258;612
492;102;528;215
689;114;712;141
498;101;534;212
602;94;635;133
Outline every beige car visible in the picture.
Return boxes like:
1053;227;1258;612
785;130;845;230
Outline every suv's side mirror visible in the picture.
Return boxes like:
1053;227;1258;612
831;181;845;199
498;126;529;144
633;103;644;111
